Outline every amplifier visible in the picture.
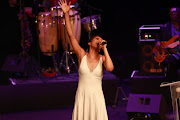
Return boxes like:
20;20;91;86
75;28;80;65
139;24;166;75
139;24;164;41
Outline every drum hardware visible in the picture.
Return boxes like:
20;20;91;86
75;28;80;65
51;45;59;73
51;4;79;73
35;1;81;75
51;0;59;27
81;14;101;39
51;1;60;74
50;2;67;73
59;17;78;73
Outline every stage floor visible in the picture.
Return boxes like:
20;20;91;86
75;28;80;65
9;70;118;85
0;54;176;119
0;70;120;113
0;77;174;120
0;70;129;120
0;103;129;120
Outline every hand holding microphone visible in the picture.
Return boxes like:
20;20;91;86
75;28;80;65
97;41;107;45
97;40;107;51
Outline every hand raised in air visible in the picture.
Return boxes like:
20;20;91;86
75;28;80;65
58;0;71;14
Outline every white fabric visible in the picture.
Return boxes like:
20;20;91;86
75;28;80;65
72;55;108;120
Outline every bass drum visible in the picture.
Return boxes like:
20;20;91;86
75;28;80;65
38;12;58;56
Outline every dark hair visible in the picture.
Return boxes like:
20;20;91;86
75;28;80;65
88;34;102;43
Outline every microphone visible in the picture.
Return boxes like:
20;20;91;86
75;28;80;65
97;41;107;45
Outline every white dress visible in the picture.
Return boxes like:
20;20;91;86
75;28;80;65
72;55;108;120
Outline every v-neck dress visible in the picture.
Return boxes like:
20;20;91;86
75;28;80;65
72;55;108;120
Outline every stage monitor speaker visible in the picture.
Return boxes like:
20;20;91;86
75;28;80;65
1;55;39;76
139;41;165;75
126;93;166;120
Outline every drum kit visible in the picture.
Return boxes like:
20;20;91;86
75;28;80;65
35;1;102;74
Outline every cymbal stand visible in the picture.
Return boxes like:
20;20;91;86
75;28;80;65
59;18;78;73
51;1;62;75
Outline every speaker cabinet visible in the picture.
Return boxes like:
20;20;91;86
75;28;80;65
126;93;166;120
139;41;165;75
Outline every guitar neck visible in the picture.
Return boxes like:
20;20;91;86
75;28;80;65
168;41;180;48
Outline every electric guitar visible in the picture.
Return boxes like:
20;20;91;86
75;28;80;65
153;35;180;63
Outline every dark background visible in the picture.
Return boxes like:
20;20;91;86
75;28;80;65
101;0;180;55
4;0;180;55
2;0;180;77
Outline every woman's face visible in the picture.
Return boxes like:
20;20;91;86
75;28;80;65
88;36;103;50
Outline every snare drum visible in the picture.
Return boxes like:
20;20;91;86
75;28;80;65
51;6;81;51
37;12;58;56
81;15;101;32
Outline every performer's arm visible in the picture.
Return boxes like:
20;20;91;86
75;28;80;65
101;42;114;72
59;0;85;60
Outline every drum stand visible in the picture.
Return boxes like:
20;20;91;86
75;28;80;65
59;21;78;73
51;2;77;74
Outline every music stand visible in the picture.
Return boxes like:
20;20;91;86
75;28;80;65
160;81;180;120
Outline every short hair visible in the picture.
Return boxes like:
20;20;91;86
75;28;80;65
169;7;180;14
88;34;102;43
86;34;102;52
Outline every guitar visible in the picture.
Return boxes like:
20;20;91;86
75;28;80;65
153;35;180;63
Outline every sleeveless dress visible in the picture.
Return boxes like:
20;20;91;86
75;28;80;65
72;55;108;120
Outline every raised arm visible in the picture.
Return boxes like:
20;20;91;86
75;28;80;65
58;0;85;62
